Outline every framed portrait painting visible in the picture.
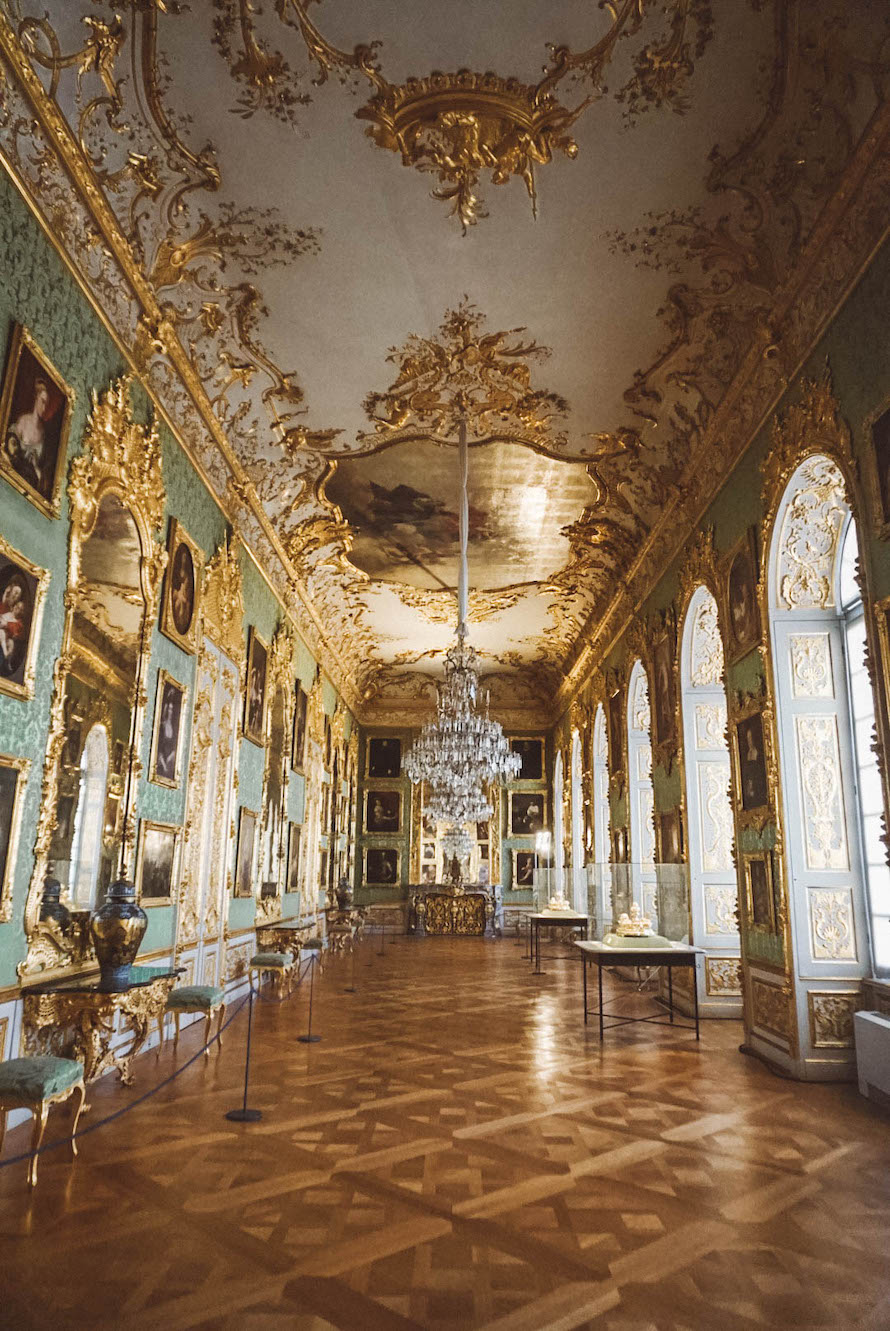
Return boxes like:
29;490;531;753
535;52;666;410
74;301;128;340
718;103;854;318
244;628;268;745
509;791;546;836
510;737;544;781
744;851;775;931
149;670;186;788
652;631;677;748
725;530;760;662
234;807;257;897
422;841;435;862
160;518;202;654
734;712;770;812
0;754;28;919
365;789;401;833
512;849;535;890
286;823;301;893
364;846;399;886
136;820;180;905
0;324;73;518
870;405;890;531
291;681;307;771
0;537;47;700
608;688;625;773
421;863;437;884
367;736;401;779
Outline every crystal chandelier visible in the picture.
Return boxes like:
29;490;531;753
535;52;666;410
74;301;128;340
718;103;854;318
403;416;521;848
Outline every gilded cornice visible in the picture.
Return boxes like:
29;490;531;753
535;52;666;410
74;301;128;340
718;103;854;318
0;11;364;715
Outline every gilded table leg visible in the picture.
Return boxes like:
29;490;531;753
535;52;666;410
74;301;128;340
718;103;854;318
69;1082;86;1158
203;1011;212;1058
28;1102;49;1187
216;1004;226;1051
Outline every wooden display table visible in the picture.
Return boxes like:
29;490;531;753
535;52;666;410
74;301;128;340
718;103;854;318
574;939;704;1040
23;965;181;1084
528;911;589;974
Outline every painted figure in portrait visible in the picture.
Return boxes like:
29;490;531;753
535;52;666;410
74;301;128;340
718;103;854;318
511;738;543;781
421;863;436;884
234;808;257;897
160;520;201;652
0;325;71;514
292;682;307;770
736;713;769;810
422;841;435;862
0;554;35;688
653;634;676;746
138;823;178;902
727;537;759;657
366;847;398;885
368;736;401;778
513;850;535;888
244;629;268;745
366;790;400;833
151;674;185;787
287;823;301;892
0;762;21;896
510;792;545;836
476;821;489;841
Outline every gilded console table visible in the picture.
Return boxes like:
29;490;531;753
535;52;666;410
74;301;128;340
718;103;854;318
256;921;314;954
23;966;181;1085
410;887;497;937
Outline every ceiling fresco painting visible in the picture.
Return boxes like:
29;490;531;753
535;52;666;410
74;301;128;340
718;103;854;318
1;1;889;722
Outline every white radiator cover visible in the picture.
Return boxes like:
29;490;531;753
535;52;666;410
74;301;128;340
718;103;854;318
854;1010;890;1101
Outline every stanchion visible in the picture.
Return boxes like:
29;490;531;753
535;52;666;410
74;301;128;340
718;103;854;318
297;953;321;1043
343;943;357;994
225;980;262;1122
377;920;386;956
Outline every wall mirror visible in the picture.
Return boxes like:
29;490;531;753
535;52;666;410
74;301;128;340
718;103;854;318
20;377;167;981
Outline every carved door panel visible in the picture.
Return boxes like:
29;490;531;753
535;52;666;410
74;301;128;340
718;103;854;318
772;613;870;1040
176;639;239;987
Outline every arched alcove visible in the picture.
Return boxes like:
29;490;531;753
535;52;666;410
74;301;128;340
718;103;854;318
591;703;612;931
570;729;584;910
627;660;657;921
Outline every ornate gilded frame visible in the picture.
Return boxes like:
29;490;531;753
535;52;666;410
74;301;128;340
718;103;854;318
0;322;74;520
511;847;536;892
508;789;549;838
862;391;890;539
233;806;258;899
729;686;776;835
742;848;777;933
363;845;400;888
20;376;167;980
243;626;269;746
256;624;297;923
135;818;181;908
0;752;30;924
0;533;50;701
159;517;203;655
148;669;187;789
364;787;402;835
722;526;761;665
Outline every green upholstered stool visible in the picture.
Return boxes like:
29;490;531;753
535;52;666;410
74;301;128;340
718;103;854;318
302;936;325;971
159;984;226;1058
0;1055;86;1187
249;950;295;997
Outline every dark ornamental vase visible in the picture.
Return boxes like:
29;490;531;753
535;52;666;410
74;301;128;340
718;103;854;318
89;878;148;992
335;876;353;910
39;874;71;932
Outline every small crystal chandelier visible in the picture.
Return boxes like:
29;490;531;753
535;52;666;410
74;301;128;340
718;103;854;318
403;415;521;847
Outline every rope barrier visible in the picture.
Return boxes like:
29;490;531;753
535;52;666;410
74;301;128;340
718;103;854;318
0;937;343;1174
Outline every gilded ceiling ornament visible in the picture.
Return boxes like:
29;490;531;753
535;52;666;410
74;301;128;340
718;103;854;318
213;0;715;229
361;300;567;449
391;583;529;627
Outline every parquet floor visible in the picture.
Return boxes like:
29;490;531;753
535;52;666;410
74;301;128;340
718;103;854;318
2;935;890;1330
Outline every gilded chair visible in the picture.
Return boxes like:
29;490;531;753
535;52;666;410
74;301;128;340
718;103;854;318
158;985;226;1058
249;950;295;998
0;1055;86;1187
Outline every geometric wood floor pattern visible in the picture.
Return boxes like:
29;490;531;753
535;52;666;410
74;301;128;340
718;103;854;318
3;935;890;1330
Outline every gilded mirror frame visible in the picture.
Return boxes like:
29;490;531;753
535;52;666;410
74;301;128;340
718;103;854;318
20;375;167;980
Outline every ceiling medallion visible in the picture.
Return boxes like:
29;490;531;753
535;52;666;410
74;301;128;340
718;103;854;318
361;299;568;448
216;1;715;231
357;71;588;233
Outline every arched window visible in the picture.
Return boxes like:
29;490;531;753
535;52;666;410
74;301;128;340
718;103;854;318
592;703;612;930
70;723;109;909
570;729;584;910
769;454;882;1074
680;586;740;1011
627;660;657;921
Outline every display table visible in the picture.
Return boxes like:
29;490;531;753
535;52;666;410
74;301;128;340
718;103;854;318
23;966;181;1084
574;939;704;1041
409;886;496;937
528;911;589;974
323;907;366;952
257;920;315;954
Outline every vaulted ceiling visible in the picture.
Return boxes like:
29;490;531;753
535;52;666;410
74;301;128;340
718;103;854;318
5;0;888;721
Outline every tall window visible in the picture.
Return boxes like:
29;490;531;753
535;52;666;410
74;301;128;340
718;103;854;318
681;586;740;1006
592;704;612;929
839;520;890;972
71;723;109;908
627;661;657;920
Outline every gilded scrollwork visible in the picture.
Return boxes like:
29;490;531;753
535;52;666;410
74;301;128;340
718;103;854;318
808;989;860;1049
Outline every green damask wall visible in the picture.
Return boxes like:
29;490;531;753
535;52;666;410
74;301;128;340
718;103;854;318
0;166;352;989
560;229;890;970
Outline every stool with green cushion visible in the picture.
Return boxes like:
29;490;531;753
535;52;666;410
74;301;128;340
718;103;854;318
302;936;325;972
0;1055;86;1187
159;985;226;1058
249;950;294;997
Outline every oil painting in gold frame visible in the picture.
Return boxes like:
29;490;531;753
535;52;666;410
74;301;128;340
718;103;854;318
0;323;73;519
0;534;48;701
159;517;203;654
